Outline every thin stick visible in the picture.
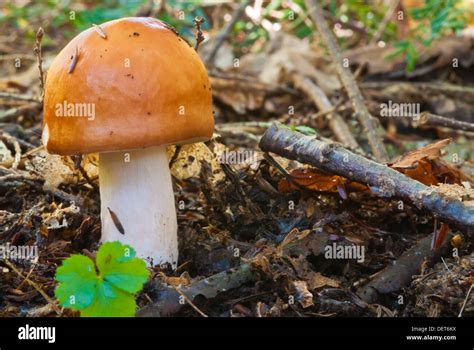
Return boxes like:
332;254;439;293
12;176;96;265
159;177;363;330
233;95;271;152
3;259;61;315
0;92;41;103
169;145;182;167
33;27;45;102
305;0;389;162
205;0;249;65
458;284;473;317
259;123;474;232
193;17;205;52
171;284;208;317
354;0;399;78
414;112;474;132
362;81;474;96
292;74;360;150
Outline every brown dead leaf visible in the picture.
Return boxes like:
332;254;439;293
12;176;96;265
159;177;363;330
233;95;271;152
307;272;340;290
278;168;347;193
389;139;473;186
390;138;452;169
278;168;367;195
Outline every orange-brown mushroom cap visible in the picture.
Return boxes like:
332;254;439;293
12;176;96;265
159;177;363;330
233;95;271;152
43;17;214;155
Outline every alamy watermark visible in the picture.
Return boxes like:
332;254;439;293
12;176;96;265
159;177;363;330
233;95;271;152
324;243;365;263
380;100;420;119
218;148;257;167
0;243;39;262
55;100;95;121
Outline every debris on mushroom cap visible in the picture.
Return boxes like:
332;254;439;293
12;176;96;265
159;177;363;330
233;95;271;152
43;17;214;156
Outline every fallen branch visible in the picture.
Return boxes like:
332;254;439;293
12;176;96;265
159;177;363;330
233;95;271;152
305;0;389;162
259;123;474;232
357;233;452;303
414;111;474;132
292;74;361;151
137;263;256;317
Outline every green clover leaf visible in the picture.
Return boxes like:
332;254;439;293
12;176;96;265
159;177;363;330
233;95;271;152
96;241;149;294
80;280;137;317
55;255;97;310
55;241;150;317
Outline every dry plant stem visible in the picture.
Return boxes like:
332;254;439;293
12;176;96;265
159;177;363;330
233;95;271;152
0;92;41;103
305;0;389;162
0;104;42;122
193;17;205;51
458;284;473;317
357;233;451;303
170;284;208;317
34;27;45;102
204;0;249;66
362;81;474;97
415;112;474;132
259;124;474;232
292;74;360;150
3;259;61;315
353;0;399;79
99;145;178;268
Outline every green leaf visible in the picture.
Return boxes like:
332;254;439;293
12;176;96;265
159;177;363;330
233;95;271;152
96;242;150;294
80;280;137;317
54;241;150;317
55;255;97;310
292;125;316;135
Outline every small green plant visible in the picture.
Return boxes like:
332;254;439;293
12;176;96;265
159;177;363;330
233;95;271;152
387;0;468;72
55;241;149;317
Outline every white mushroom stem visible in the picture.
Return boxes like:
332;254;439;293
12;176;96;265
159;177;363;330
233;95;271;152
99;145;178;268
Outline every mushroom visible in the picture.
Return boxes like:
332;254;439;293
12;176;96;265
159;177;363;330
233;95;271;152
42;17;214;268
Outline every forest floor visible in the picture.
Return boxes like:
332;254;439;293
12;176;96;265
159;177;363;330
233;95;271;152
0;3;473;318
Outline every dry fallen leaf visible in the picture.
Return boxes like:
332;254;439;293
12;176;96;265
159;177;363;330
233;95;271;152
390;138;452;169
307;272;340;290
278;168;367;195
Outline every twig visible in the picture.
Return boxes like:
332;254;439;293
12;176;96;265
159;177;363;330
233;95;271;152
372;1;399;44
354;0;399;78
193;17;205;52
361;81;474;97
292;74;360;150
259;123;474;231
414;112;474;132
72;155;99;191
0;54;36;61
169;145;182;168
33;27;45;102
458;284;473;317
357;233;452;303
0;103;42;122
204;0;249;66
305;0;389;162
0;92;41;103
170;283;208;317
3;259;61;315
